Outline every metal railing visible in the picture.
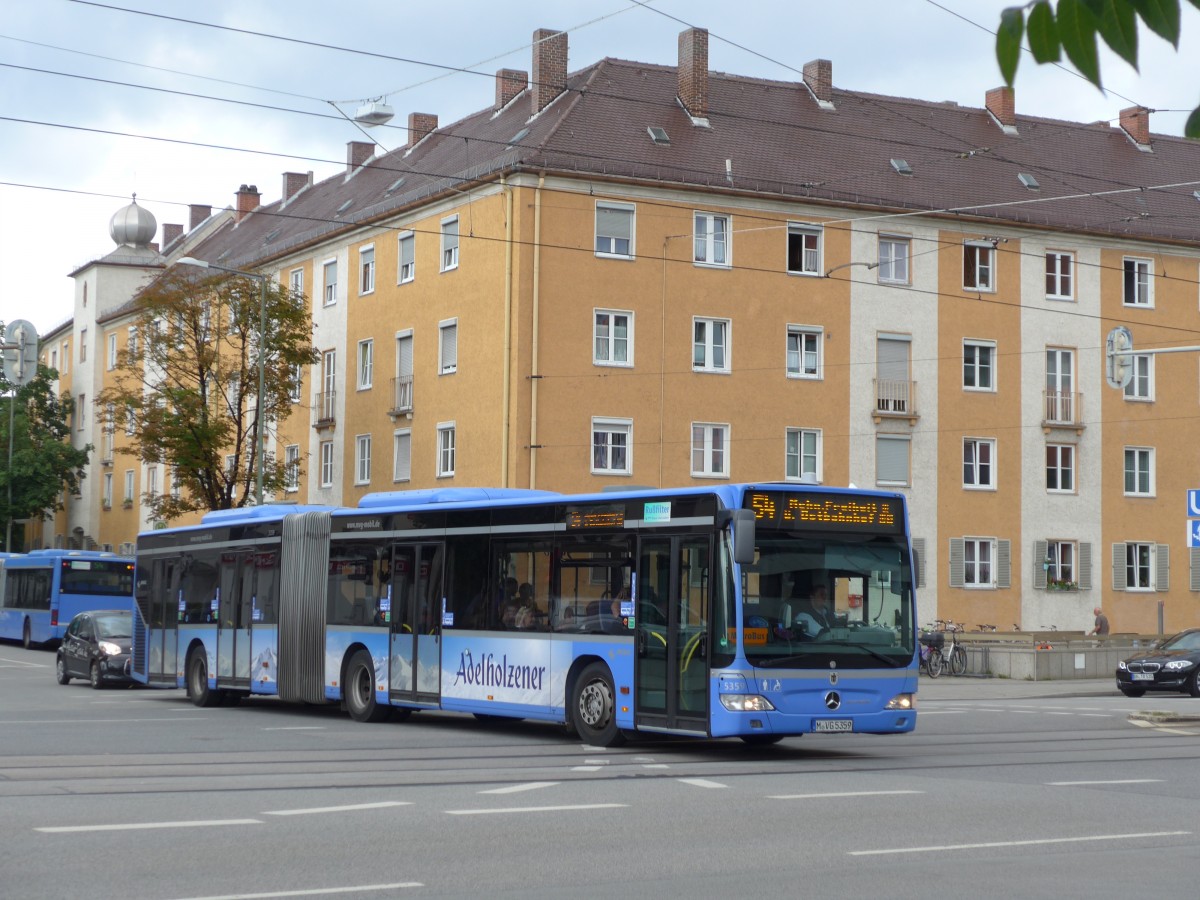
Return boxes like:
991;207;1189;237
873;378;916;415
390;375;413;414
1043;389;1082;426
314;390;336;426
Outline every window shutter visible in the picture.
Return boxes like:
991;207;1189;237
997;539;1011;589
1111;543;1125;591
398;335;413;377
912;538;926;589
1190;548;1200;591
440;325;457;372
1033;540;1048;589
394;433;411;481
949;538;964;588
1156;543;1170;592
876;436;909;484
597;206;631;240
1079;542;1092;590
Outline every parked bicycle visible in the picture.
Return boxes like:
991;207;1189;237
943;628;967;676
919;630;944;677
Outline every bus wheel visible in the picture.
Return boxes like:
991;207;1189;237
739;733;784;746
187;649;220;708
55;655;71;685
345;650;390;723
22;619;32;650
573;663;625;747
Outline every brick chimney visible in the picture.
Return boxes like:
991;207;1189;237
1120;106;1151;148
162;223;183;248
986;86;1017;131
235;184;260;223
803;59;833;108
531;28;567;115
346;141;375;173
406;113;439;149
495;68;528;110
188;204;211;231
282;171;313;203
678;27;708;120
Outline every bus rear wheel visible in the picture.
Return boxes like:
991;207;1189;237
740;734;784;746
345;650;390;723
187;649;221;708
572;663;625;747
22;619;32;650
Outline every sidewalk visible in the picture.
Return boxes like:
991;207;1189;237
915;675;1115;702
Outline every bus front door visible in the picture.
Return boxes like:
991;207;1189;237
635;535;711;735
137;558;179;685
216;552;254;688
388;543;444;705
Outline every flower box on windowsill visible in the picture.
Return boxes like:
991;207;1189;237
1047;580;1078;591
101;501;112;511
122;499;134;510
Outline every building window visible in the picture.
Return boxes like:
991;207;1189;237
693;212;730;266
878;235;910;284
355;434;372;485
322;259;338;306
437;423;456;477
357;339;373;390
1124;354;1153;401
319;440;334;488
77;394;86;431
1123;257;1152;307
393;430;411;482
876;434;910;486
289;363;302;403
595;202;634;258
61;341;69;374
79;329;87;362
1123;542;1155;590
102;473;113;508
963;340;995;391
786;224;821;275
964;538;995;587
319;350;336;421
107;333;118;370
289;268;304;300
123;470;135;503
1046;251;1074;300
691;423;729;478
1124;447;1154;496
359;245;375;294
398;231;415;283
441;216;459;271
592;418;632;475
693;317;730;373
147;465;159;500
127;327;137;360
1046;443;1075;493
50;348;58;372
284;444;300;492
1046;540;1075;584
963;438;996;489
439;320;458;374
785;428;821;481
594;310;632;367
786;326;821;379
963;242;995;291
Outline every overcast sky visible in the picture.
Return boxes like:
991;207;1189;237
2;0;1197;339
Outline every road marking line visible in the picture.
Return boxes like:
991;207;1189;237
770;790;922;800
262;726;326;731
263;802;411;816
679;778;726;789
37;819;262;833
850;831;1190;856
913;710;965;715
1046;779;1163;786
446;803;627;816
479;782;559;795
583;759;610;765
3;717;208;725
571;766;604;772
1078;714;1111;718
165;883;424;899
642;764;670;769
1046;712;1075;716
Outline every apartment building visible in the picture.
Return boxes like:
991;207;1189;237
40;27;1200;634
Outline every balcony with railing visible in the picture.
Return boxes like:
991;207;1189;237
873;378;918;423
1043;389;1084;432
313;390;336;429
388;375;413;418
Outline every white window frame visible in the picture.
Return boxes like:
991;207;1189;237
61;341;69;374
439;319;458;375
393;429;412;482
786;223;822;275
147;465;159;500
693;211;731;267
322;259;338;306
1046;443;1075;493
289;268;304;300
1124;542;1155;590
398;231;415;284
963;437;996;490
289;363;302;403
963;340;996;392
440;216;459;272
123;470;135;503
284;444;300;492
319;440;335;488
1046;540;1076;584
355;434;372;485
691;422;730;478
359;244;375;295
437;422;456;478
107;333;118;370
964;537;996;588
80;329;87;362
595;202;635;259
102;473;113;507
1045;250;1074;300
876;434;911;486
693;317;730;373
591;417;632;475
357;339;374;390
877;234;910;284
594;309;633;367
963;241;995;292
1124;446;1154;497
1123;257;1153;307
786;326;822;379
785;427;821;482
1124;353;1153;401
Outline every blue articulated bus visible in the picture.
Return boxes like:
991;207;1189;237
0;549;136;648
131;484;918;745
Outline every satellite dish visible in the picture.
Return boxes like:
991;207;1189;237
354;100;394;127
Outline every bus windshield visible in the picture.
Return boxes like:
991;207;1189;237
740;530;914;669
59;560;135;597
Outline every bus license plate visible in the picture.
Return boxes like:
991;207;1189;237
814;719;853;733
1131;673;1154;681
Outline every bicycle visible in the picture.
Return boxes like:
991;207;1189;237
919;630;944;677
943;629;967;676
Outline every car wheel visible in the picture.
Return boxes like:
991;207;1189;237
1119;686;1147;698
571;662;625;747
1188;669;1200;698
90;661;103;690
22;619;32;650
187;648;221;707
344;650;390;723
55;655;71;685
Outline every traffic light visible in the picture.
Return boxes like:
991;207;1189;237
1106;326;1133;390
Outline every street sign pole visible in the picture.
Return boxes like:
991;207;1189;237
2;319;39;552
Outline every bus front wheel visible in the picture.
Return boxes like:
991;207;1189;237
572;663;625;747
345;650;390;723
187;649;220;708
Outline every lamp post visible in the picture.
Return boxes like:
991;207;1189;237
177;257;267;505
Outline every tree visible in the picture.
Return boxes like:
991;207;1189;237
99;268;317;520
997;0;1200;138
0;359;90;550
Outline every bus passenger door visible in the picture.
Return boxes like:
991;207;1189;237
389;543;444;705
217;552;254;688
141;558;178;684
635;535;711;735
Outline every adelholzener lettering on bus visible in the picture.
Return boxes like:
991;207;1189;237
453;649;545;691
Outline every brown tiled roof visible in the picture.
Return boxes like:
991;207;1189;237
192;56;1200;270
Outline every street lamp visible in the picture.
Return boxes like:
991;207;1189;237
177;257;267;505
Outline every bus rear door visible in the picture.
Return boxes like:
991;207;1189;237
388;543;444;706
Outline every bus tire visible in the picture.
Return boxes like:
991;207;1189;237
187;649;220;708
220;691;243;707
22;619;32;649
345;650;390;723
55;654;71;685
572;663;625;747
739;734;784;746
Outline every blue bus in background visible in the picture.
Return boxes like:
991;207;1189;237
132;484;919;745
0;549;136;648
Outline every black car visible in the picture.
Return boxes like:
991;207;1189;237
1115;629;1200;697
55;609;134;689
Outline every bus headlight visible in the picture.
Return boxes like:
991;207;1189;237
885;693;914;710
720;694;775;712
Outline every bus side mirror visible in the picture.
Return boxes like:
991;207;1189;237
725;509;756;567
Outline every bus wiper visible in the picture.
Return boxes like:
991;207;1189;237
842;642;908;667
754;644;906;668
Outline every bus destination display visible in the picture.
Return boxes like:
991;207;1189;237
564;504;625;530
747;491;901;533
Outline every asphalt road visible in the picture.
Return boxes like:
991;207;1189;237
3;643;1199;899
